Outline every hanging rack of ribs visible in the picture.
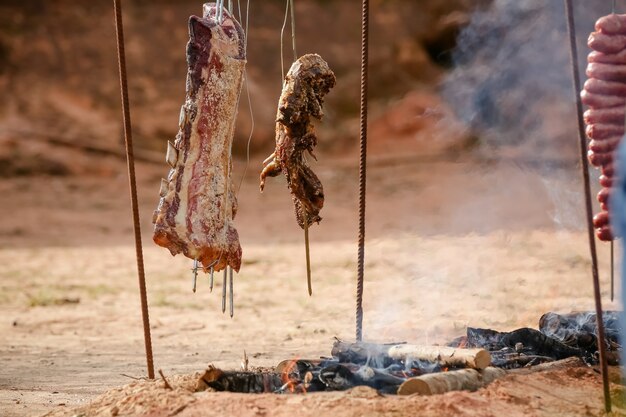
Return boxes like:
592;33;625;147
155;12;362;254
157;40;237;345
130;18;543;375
259;54;336;228
152;4;246;273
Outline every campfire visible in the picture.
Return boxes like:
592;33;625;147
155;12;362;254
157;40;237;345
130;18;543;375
197;311;621;396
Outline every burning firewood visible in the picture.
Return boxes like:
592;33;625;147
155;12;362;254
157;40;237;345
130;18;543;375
539;311;621;349
451;327;585;362
331;340;491;370
387;345;491;370
397;367;506;396
198;366;283;393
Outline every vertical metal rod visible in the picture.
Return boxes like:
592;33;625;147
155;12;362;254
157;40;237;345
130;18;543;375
355;0;369;343
112;0;154;380
209;266;214;292
222;268;227;313
289;0;297;60
564;0;611;412
611;241;615;301
192;259;198;293
304;211;312;296
229;267;234;318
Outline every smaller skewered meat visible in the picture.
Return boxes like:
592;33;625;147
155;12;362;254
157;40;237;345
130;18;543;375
259;54;336;228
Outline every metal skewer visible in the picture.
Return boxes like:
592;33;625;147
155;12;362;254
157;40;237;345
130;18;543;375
209;266;214;292
229;267;234;317
222;268;227;313
304;211;312;296
192;259;199;293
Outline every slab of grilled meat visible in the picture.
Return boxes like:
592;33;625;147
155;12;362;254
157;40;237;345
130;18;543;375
260;54;336;228
152;4;245;272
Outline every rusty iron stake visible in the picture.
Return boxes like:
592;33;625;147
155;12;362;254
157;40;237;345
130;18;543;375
564;0;611;412
355;0;369;343
112;0;155;379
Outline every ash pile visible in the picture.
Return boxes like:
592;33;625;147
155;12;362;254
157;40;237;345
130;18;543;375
198;311;621;396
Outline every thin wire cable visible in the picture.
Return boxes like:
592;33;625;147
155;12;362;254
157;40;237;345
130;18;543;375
280;0;290;81
564;0;611;412
237;0;255;195
112;0;154;380
355;0;369;343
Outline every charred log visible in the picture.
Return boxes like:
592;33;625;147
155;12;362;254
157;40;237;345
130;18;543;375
489;351;555;369
317;363;405;392
539;311;621;349
199;366;283;393
452;327;584;361
331;340;403;367
501;328;583;360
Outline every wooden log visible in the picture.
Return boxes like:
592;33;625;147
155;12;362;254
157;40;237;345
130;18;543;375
539;311;621;347
275;359;324;374
331;340;404;366
197;366;284;393
500;328;582;360
387;345;491;370
331;341;489;369
397;367;506;396
508;356;585;375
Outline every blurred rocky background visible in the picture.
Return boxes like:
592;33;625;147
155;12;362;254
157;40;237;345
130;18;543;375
0;0;617;177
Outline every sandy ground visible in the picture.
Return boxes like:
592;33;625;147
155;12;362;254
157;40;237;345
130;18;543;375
1;153;625;416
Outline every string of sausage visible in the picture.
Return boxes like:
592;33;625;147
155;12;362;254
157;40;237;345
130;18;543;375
583;13;626;241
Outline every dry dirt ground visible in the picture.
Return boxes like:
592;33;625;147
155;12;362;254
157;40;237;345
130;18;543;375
1;152;625;416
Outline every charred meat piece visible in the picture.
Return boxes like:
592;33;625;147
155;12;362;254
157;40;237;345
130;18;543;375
152;4;246;272
259;54;336;228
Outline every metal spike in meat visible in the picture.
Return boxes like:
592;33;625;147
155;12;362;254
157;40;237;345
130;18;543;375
259;54;336;228
152;4;245;272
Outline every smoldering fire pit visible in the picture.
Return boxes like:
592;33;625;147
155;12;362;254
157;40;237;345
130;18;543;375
196;311;621;396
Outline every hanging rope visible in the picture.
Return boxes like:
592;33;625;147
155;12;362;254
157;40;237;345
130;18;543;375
355;0;369;342
563;0;610;412
112;0;155;379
